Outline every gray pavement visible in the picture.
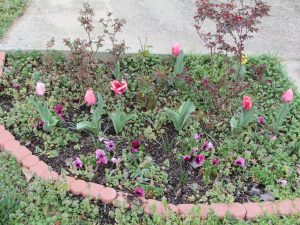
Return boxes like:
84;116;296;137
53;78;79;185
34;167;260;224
0;0;299;87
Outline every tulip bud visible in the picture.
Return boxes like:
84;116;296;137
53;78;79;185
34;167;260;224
84;88;97;106
171;42;181;57
36;81;46;96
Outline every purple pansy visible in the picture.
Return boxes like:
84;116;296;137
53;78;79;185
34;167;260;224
193;133;202;142
12;83;20;90
131;140;141;153
183;155;191;161
234;157;245;167
201;141;214;151
111;156;122;165
133;187;145;198
104;140;115;151
37;119;44;129
258;116;264;125
212;159;220;166
207;142;214;150
54;103;64;120
95;149;108;165
72;157;83;169
194;154;205;166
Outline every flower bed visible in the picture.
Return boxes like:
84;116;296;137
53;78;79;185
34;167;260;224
0;0;300;220
0;49;299;206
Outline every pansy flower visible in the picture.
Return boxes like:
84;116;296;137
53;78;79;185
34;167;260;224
133;187;145;198
95;149;108;165
37;119;44;129
193;133;202;142
258;116;264;125
72;157;83;169
212;159;219;166
201;141;214;151
183;155;191;161
131;140;141;152
54;103;64;119
191;154;205;168
234;157;245;167
104;140;115;151
111;157;122;165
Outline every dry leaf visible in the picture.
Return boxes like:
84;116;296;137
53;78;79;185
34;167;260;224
22;167;33;182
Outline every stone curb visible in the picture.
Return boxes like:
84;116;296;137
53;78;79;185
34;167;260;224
0;49;300;220
1;125;300;220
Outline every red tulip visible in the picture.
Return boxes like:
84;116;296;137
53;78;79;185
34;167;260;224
282;88;293;103
111;80;127;95
171;42;181;57
84;88;97;106
242;96;253;111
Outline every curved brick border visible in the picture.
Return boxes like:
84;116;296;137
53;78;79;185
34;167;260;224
0;52;300;220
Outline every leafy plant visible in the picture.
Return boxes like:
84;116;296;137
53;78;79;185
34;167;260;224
194;0;270;65
63;3;127;84
29;98;60;131
272;103;291;134
173;51;185;76
112;61;122;80
76;93;104;135
105;150;168;198
109;109;132;134
165;101;195;131
230;107;257;130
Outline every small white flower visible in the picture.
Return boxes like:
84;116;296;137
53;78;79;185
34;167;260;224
277;179;288;187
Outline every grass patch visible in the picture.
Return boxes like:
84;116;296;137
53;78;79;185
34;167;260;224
0;0;28;39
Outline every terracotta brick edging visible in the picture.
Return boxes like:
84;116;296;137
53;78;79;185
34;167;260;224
0;50;300;220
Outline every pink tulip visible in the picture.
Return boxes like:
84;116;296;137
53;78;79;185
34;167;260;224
282;88;293;103
84;88;97;106
242;96;253;111
171;42;181;57
36;81;46;96
111;80;127;95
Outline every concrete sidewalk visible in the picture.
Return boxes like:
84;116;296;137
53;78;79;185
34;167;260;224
0;0;299;87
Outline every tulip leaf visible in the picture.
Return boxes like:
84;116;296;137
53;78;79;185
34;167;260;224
230;106;257;131
92;93;104;127
173;51;185;76
29;98;59;131
165;101;195;131
76;121;98;135
272;103;291;134
230;117;238;129
112;61;122;80
241;107;257;126
76;93;104;135
109;110;132;134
